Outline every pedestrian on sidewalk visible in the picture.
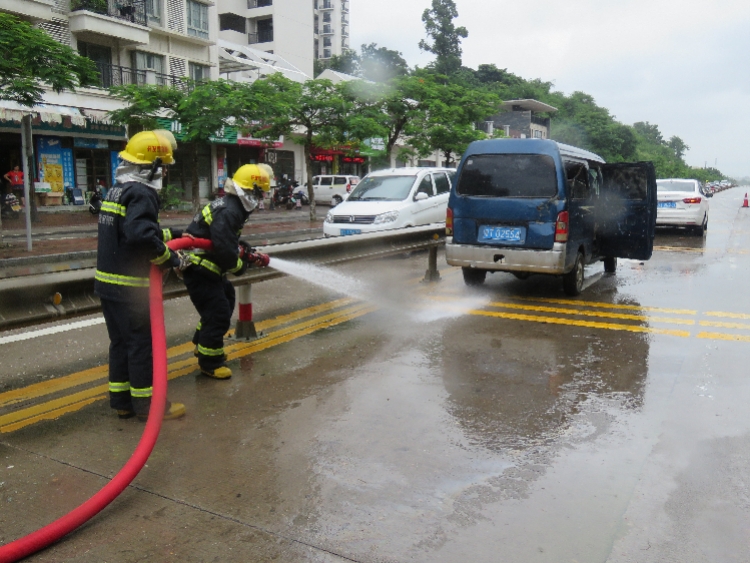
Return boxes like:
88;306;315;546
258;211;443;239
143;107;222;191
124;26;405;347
181;164;271;380
4;165;24;205
95;130;187;422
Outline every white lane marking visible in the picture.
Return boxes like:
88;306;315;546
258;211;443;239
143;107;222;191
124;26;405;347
0;317;105;345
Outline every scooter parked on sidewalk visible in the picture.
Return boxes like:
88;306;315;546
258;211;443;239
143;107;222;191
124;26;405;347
88;187;102;215
1;193;21;219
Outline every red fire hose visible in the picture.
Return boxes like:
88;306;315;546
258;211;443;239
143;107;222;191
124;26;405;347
0;237;212;563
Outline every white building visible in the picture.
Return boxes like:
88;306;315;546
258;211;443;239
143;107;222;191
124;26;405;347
313;0;349;64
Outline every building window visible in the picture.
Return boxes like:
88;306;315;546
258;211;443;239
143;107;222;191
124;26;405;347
323;48;331;58
323;37;331;47
146;0;161;24
533;130;543;139
132;51;165;74
186;0;209;40
219;13;245;33
189;62;209;81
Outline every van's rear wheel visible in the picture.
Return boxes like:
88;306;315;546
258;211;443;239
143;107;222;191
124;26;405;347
603;256;617;273
332;195;343;207
462;267;487;286
563;252;584;296
512;272;530;280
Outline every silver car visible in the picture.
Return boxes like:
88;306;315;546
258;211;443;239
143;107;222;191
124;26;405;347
656;178;711;235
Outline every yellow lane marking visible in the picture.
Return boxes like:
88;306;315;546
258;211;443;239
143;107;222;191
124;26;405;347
704;311;750;320
0;303;373;433
0;298;354;409
0;395;106;434
0;384;107;430
467;308;691;337
486;301;696;326
653;245;705;253
519;296;697;315
700;320;750;330
697;332;750;342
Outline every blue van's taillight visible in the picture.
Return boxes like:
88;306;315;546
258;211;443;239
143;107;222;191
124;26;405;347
446;207;453;235
554;211;569;243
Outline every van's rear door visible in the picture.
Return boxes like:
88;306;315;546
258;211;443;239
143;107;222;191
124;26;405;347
597;162;656;260
452;153;562;250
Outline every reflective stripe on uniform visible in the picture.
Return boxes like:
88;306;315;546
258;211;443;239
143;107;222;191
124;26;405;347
228;257;243;274
202;205;213;225
150;247;172;265
109;381;131;393
187;253;221;275
198;344;224;356
162;228;173;242
130;386;153;398
101;202;126;216
95;270;150;288
196;321;202;331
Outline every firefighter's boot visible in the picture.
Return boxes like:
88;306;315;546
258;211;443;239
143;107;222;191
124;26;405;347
136;402;186;422
201;365;232;379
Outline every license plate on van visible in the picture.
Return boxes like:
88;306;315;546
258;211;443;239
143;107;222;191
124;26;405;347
340;228;361;236
478;225;526;244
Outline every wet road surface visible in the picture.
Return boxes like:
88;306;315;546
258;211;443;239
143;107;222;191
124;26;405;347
1;189;749;562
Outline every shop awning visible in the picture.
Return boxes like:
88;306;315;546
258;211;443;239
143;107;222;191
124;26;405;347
0;100;88;126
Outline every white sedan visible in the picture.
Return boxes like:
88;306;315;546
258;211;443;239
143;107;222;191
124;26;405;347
323;167;455;237
656;178;710;235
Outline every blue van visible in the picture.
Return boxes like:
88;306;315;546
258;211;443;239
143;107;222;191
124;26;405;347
445;139;657;295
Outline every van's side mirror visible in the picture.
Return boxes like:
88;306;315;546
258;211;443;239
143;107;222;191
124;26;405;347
414;192;429;201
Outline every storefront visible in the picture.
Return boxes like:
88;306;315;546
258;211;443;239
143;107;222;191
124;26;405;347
310;148;367;178
0;103;126;203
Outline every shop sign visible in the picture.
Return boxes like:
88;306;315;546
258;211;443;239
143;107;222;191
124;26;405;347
343;156;366;164
155;119;238;144
311;154;334;162
237;132;283;148
110;151;120;186
74;137;109;149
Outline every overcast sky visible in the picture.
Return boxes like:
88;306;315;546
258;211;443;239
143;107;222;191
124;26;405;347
350;0;750;178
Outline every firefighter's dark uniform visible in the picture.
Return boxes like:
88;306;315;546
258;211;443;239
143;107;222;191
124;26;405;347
183;195;251;371
95;182;180;416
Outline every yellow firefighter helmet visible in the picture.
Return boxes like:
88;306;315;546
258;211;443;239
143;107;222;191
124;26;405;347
233;164;271;192
119;130;175;165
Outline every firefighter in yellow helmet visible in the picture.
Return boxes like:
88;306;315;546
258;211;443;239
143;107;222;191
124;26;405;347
180;164;271;379
95;130;187;421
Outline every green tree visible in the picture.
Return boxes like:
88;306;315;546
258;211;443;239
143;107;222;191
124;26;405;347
324;49;361;77
245;75;381;220
360;43;409;82
418;0;468;76
0;13;98;106
408;76;500;165
109;80;243;212
667;135;689;160
633;121;665;146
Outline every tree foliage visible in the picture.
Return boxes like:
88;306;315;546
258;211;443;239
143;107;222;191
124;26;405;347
418;0;468;76
109;80;244;212
360;43;409;82
0;13;98;107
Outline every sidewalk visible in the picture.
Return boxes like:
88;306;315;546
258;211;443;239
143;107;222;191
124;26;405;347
0;204;324;264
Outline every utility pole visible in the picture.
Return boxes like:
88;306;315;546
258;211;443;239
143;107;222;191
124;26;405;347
20;114;33;251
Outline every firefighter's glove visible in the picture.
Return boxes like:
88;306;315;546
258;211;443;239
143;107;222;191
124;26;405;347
172;250;192;279
248;252;270;268
237;239;253;260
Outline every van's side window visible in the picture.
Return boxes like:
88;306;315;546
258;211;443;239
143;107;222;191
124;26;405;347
566;162;590;200
434;173;451;195
319;177;333;186
333;177;347;185
589;167;602;197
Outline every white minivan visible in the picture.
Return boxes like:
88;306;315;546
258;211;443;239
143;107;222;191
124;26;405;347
312;175;360;206
323;167;455;237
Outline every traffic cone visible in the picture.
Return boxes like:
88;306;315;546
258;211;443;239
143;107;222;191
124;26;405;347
743;193;748;208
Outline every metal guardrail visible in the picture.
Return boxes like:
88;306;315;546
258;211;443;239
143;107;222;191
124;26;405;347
0;226;445;331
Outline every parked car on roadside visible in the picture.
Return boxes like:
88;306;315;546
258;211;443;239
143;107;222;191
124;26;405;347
312;175;360;206
323;167;455;237
656;178;710;235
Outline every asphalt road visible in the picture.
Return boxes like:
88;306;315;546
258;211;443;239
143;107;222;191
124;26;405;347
1;189;749;562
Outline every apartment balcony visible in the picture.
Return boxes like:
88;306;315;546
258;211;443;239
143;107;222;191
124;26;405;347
341;25;348;37
248;29;274;44
68;0;149;45
319;1;333;9
247;0;272;7
320;24;332;35
89;63;189;90
341;1;348;12
0;0;55;22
